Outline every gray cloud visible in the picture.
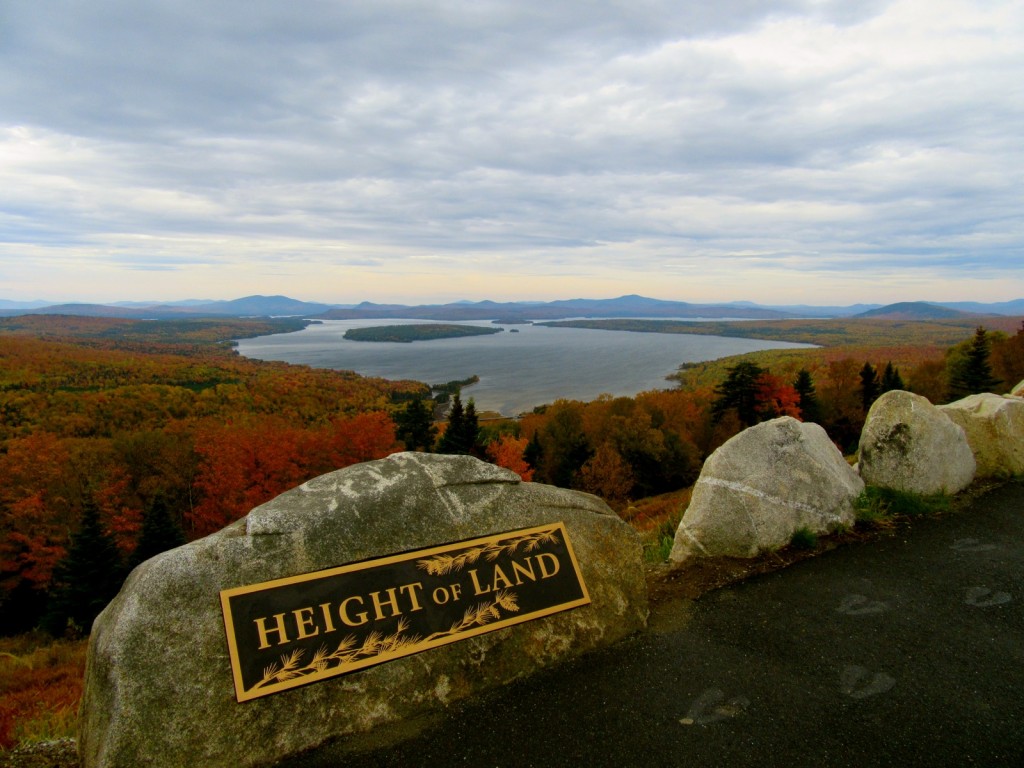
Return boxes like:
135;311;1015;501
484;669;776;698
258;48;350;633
0;0;1021;304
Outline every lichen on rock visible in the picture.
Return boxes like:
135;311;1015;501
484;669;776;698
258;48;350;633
79;453;646;768
859;390;975;495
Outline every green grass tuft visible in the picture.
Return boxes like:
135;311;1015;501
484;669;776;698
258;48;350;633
854;486;951;528
643;533;676;563
789;527;819;550
640;504;686;564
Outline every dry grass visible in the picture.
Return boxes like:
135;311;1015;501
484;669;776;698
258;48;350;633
621;488;693;563
622;488;692;532
0;634;87;751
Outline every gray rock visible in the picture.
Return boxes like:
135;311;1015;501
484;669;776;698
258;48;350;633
79;453;646;768
940;393;1024;478
670;417;863;564
859;390;975;494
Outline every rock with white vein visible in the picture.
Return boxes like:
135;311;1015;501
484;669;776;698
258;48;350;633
670;417;863;564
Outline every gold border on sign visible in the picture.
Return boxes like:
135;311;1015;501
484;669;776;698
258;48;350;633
220;522;591;702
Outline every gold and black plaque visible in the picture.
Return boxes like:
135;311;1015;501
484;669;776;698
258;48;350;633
220;522;590;702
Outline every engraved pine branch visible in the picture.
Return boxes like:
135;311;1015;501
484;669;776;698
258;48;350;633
254;617;422;689
424;589;520;643
417;529;560;576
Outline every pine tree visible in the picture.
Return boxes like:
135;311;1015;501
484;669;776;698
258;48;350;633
879;362;904;394
859;362;879;412
437;394;474;454
711;361;765;427
395;397;437;451
949;326;1002;398
523;431;543;470
43;497;125;637
129;493;186;570
460;398;481;456
793;369;821;423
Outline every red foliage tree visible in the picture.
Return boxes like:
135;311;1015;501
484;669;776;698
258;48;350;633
486;434;535;481
189;412;401;538
189;419;310;537
316;411;401;475
754;372;802;421
0;434;76;597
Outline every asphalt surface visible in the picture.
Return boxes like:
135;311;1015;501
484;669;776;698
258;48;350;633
292;480;1024;768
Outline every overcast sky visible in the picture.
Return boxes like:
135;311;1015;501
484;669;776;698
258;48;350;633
1;0;1022;306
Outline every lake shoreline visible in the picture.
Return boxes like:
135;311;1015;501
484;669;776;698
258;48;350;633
235;319;816;417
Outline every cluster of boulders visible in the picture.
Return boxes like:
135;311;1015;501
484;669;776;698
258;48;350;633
671;381;1024;565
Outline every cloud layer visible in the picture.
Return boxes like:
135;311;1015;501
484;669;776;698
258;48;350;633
1;0;1022;304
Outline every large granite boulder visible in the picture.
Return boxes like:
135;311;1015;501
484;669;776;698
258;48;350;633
79;453;646;768
670;417;863;564
940;393;1024;478
859;390;975;494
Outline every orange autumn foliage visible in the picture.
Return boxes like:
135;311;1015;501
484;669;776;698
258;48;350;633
754;372;802;420
485;434;534;481
189;413;401;537
0;317;421;608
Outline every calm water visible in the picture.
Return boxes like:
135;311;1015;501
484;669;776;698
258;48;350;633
235;319;814;416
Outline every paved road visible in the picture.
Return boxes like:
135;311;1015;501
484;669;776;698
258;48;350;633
291;481;1024;768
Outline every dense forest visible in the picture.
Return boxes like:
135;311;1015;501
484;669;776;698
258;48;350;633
0;316;426;635
343;324;503;342
2;314;1023;639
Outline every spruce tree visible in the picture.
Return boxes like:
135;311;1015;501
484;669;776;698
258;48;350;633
859;362;879;412
44;497;125;637
460;398;481;456
711;361;765;427
523;431;543;470
129;493;186;570
437;394;467;453
793;369;821;423
879;362;904;394
949;326;1002;398
395;397;437;451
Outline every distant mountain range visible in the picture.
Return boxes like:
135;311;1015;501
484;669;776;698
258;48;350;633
853;302;975;320
1;295;1023;321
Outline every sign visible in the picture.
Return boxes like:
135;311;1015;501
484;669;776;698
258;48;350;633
220;522;590;702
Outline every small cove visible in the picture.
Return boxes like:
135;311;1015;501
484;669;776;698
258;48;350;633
235;319;816;417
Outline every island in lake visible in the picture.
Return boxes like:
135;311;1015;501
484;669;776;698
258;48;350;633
343;324;504;343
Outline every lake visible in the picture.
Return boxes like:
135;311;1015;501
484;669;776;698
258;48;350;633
235;319;815;417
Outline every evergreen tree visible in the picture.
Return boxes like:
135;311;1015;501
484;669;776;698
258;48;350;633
395;397;437;451
949;326;1002;398
793;369;821;423
879;362;904;394
460;398;481;456
859;362;879;412
436;394;465;453
129;493;186;570
523;431;543;470
437;394;479;454
711;361;765;428
43;497;125;637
